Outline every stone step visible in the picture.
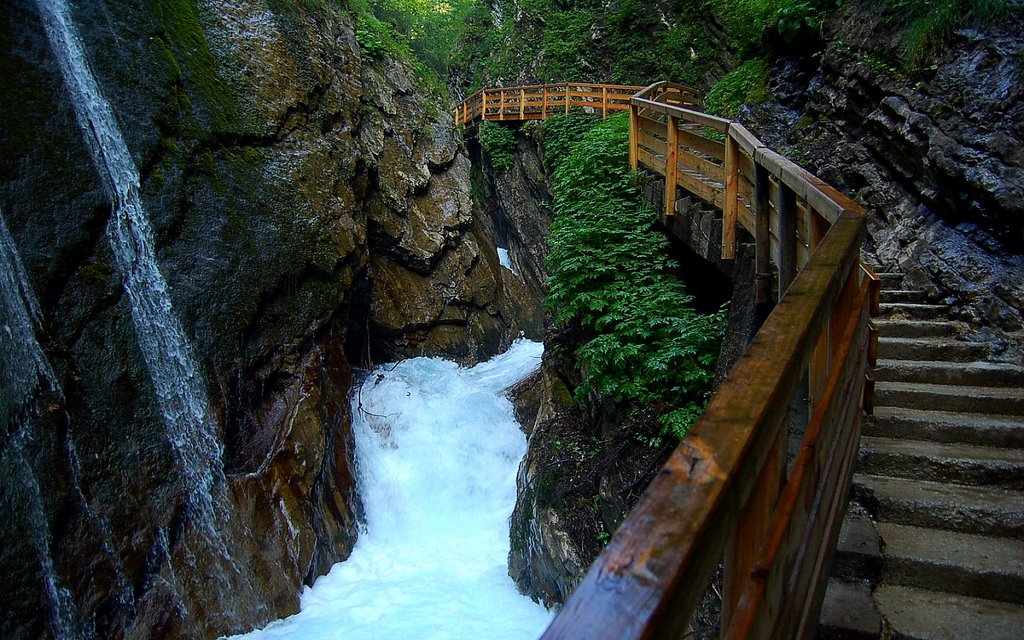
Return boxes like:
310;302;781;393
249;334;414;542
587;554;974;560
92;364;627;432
879;289;928;304
831;505;882;583
874;584;1024;640
876;337;988;362
867;407;1024;448
875;359;1024;387
877;272;904;286
877;303;947;320
877;523;1024;604
873;319;958;339
817;579;881;640
854;474;1024;539
858;436;1024;490
875;381;1024;415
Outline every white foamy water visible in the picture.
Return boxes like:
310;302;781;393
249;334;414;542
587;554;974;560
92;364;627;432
231;339;553;640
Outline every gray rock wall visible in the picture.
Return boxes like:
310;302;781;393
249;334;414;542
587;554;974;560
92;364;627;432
0;1;541;638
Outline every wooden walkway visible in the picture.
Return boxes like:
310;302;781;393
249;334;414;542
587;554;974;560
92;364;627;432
456;82;878;639
454;82;659;126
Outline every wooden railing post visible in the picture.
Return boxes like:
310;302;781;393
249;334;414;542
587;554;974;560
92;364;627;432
602;86;608;118
499;89;505;121
520;88;526;119
481;89;488;120
565;84;570;114
629;103;639;172
542;86;548;119
665;115;678;217
755;164;772;306
723;128;739;259
778;183;798;295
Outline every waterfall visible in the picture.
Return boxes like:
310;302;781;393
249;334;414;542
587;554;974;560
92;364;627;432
34;0;221;505
0;213;59;406
229;339;553;640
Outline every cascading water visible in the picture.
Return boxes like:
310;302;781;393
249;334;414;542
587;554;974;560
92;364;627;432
1;212;75;639
0;212;59;405
34;0;221;506
230;339;553;640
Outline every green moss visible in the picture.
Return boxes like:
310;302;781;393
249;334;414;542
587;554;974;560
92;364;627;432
704;58;771;117
152;0;238;132
79;261;115;287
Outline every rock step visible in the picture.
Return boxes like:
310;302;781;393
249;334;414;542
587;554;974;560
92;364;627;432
877;523;1024;605
874;584;1024;640
872;319;957;339
858;436;1024;490
877;303;947;320
831;506;881;583
879;289;928;304
867;407;1024;448
854;474;1024;539
874;359;1024;387
876;272;904;286
876;337;988;362
817;579;881;640
875;381;1024;415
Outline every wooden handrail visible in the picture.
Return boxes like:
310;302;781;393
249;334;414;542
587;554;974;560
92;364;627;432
541;82;878;640
453;82;645;126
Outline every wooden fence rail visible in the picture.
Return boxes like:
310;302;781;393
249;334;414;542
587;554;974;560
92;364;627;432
539;81;879;639
454;82;650;126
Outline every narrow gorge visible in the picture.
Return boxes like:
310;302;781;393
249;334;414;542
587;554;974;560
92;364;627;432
3;0;1021;639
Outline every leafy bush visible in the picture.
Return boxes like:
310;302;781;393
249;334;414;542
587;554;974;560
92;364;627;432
478;121;517;171
704;58;771;117
545;113;726;440
539;112;601;172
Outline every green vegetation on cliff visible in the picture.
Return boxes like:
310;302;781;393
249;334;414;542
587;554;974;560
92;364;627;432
544;113;725;441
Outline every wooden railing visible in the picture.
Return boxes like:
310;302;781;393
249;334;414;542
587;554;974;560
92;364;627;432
542;82;879;639
453;82;649;126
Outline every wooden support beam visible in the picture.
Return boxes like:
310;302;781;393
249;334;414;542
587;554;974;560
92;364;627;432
723;131;739;260
665;115;678;217
565;85;570;114
778;182;798;295
542;86;548;118
520;88;526;119
602;86;608;118
755;164;772;306
629;105;639;172
499;89;505;121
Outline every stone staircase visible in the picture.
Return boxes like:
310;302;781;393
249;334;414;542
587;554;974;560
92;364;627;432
819;272;1024;639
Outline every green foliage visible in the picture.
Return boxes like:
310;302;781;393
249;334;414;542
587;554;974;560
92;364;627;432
886;0;1011;66
453;0;716;91
350;0;477;76
545;113;726;441
704;58;771;117
478;121;517;171
713;0;839;55
539;112;601;172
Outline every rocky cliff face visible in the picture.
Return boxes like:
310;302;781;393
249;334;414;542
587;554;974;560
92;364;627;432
743;2;1023;361
0;1;541;638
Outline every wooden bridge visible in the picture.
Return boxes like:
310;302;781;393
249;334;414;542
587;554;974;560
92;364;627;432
456;82;878;639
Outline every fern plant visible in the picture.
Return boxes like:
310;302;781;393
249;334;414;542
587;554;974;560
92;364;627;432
545;113;726;441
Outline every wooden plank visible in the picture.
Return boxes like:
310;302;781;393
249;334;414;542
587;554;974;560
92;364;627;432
629;104;639;172
723;134;739;260
665;115;679;217
637;149;667;174
542;214;867;640
638;129;666;158
630;97;730;131
639;117;668;139
520;88;525;119
678;129;726;161
730;123;764;156
677;147;725;183
675;168;724;209
603;86;608;118
755;164;772;305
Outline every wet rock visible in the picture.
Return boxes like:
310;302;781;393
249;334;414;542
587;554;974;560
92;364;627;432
0;0;544;638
